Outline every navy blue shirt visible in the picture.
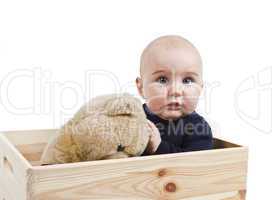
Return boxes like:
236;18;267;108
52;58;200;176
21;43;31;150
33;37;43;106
141;103;213;156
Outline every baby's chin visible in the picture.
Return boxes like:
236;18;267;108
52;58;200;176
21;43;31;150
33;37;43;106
148;104;190;120
159;110;187;120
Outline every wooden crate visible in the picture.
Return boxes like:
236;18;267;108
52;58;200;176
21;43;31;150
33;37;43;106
0;129;248;200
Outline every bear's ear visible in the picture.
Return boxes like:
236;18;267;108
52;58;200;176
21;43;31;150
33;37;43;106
105;93;142;116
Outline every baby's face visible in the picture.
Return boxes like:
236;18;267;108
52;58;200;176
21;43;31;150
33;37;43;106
137;46;203;120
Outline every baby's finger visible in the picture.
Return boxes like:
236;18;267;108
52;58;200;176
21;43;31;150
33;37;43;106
147;120;156;129
146;121;153;137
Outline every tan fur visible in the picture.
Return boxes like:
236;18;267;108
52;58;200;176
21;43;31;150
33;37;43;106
41;93;151;164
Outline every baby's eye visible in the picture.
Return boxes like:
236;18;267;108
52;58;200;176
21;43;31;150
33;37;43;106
183;77;194;84
156;76;168;84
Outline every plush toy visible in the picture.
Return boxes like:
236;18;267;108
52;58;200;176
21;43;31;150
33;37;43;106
40;93;151;165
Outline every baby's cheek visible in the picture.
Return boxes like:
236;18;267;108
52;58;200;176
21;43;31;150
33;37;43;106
183;90;200;111
145;86;167;113
145;85;166;101
148;96;166;113
184;100;197;112
148;101;163;114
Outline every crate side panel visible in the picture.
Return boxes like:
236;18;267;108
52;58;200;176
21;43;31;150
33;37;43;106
29;148;248;200
0;181;17;200
14;138;244;167
0;133;31;200
3;129;57;146
2;129;58;166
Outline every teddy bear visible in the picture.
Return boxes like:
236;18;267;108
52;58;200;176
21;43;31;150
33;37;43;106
40;93;151;165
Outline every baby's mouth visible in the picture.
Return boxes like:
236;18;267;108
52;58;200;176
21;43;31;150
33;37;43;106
166;102;182;111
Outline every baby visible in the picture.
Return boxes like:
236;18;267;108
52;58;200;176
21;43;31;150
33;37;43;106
136;35;213;155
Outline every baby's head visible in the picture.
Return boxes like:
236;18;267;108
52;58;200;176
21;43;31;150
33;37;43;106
136;35;203;120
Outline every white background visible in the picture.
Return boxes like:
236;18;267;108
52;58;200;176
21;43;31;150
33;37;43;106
0;0;271;199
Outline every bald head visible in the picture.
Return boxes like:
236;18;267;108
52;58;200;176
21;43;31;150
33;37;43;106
140;35;202;77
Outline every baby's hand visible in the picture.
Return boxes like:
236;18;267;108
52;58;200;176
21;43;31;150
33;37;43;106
145;120;162;154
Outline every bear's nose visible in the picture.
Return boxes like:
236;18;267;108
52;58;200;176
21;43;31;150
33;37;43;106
117;144;125;152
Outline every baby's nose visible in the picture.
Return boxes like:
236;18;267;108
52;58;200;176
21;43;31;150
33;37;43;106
168;82;183;97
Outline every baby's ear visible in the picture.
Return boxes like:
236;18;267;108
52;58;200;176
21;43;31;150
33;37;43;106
136;77;144;98
105;93;142;116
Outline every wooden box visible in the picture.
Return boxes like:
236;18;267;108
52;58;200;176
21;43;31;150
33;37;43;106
0;129;248;200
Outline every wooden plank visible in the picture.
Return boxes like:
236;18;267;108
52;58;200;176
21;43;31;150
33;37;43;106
2;129;57;146
181;190;245;200
0;184;6;199
28;147;248;200
0;133;32;200
16;143;47;162
14;139;241;167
